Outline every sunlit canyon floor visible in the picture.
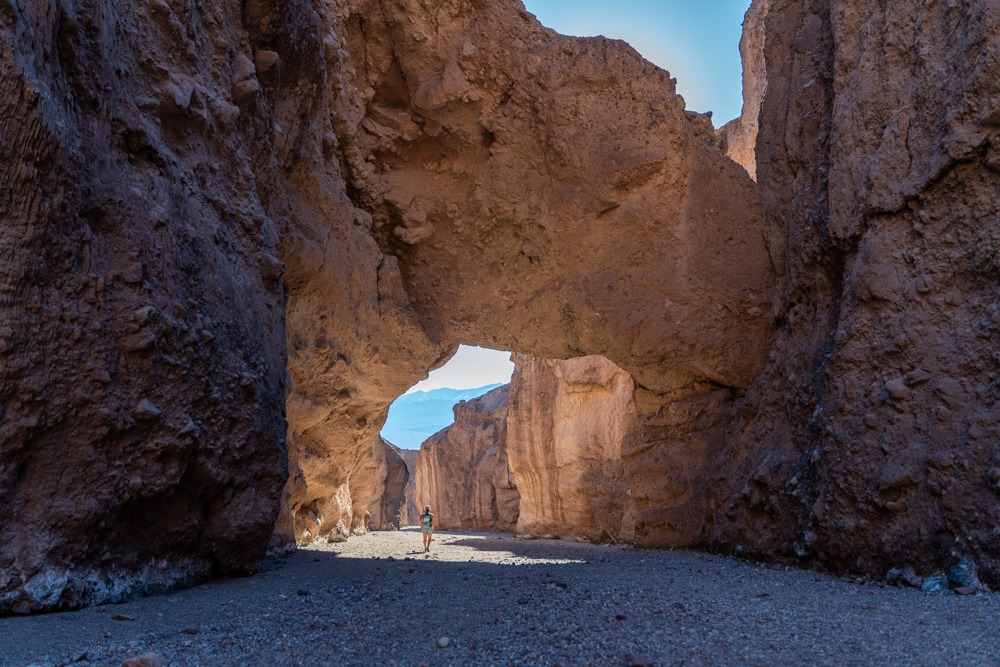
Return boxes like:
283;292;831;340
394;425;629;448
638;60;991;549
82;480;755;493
3;530;998;667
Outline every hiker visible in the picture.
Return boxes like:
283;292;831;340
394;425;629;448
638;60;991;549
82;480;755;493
420;505;434;552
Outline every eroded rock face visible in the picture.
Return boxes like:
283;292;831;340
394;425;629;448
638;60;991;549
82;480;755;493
395;446;420;527
332;0;775;553
711;0;1000;586
415;386;518;531
367;438;408;531
413;354;637;543
5;0;997;613
507;355;636;542
0;0;292;613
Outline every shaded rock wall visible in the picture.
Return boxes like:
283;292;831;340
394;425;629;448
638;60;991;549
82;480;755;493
5;0;999;613
711;0;1000;586
395;446;420;527
413;354;636;543
367;438;408;531
0;0;292;613
415;386;518;531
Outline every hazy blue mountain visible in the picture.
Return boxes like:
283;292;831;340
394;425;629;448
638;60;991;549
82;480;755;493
381;384;503;450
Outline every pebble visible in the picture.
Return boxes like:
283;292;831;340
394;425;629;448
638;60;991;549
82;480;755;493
4;530;998;667
120;652;167;667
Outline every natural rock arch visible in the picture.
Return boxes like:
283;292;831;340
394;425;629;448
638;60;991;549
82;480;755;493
279;0;775;551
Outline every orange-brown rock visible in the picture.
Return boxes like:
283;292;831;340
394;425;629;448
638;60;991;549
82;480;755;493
395;446;420;527
415;386;518;531
333;0;775;554
506;355;636;542
4;0;999;613
366;438;409;531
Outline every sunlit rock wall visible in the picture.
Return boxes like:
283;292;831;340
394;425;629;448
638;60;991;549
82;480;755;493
415;385;518;531
507;355;637;542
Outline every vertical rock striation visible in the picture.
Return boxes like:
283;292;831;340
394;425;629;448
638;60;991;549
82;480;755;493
713;0;1000;586
367;438;408;531
506;355;636;542
415;385;518;531
394;446;420;527
4;0;998;612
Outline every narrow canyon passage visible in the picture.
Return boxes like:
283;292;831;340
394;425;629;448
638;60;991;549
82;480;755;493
3;0;1000;618
2;531;997;666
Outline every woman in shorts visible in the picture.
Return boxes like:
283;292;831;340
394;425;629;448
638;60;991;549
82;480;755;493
420;505;433;552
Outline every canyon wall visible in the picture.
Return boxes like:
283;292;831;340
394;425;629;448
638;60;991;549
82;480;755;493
335;0;775;553
413;354;636;543
3;0;998;613
395;446;420;527
366;438;408;531
0;0;294;613
711;0;1000;586
415;385;518;531
506;355;636;542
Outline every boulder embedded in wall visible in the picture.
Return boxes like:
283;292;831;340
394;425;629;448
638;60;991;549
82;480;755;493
415;386;519;532
507;355;637;543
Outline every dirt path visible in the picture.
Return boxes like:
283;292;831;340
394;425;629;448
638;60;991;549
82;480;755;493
3;529;998;666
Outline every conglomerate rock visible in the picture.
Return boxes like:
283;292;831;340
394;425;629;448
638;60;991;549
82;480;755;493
3;0;998;613
394;446;420;527
712;0;1000;586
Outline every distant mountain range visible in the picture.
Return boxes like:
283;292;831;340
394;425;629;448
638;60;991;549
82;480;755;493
381;384;504;450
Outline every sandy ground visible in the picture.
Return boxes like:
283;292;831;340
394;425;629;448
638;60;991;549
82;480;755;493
2;529;998;666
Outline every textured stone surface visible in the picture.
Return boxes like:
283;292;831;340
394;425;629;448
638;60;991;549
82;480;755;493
335;0;774;554
394;446;420;527
4;0;998;614
711;0;1000;587
507;355;636;542
0;0;291;613
366;438;408;531
413;354;637;543
415;386;518;531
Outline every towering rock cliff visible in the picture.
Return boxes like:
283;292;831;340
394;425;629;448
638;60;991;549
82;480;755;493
2;0;998;613
506;355;636;542
395;446;420;527
366;438;409;531
414;354;637;544
711;0;1000;586
415;385;518;531
0;0;293;613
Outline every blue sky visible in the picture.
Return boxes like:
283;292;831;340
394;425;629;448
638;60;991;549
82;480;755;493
522;0;751;124
405;345;515;393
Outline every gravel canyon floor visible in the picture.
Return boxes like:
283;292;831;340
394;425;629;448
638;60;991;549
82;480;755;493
2;530;998;667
